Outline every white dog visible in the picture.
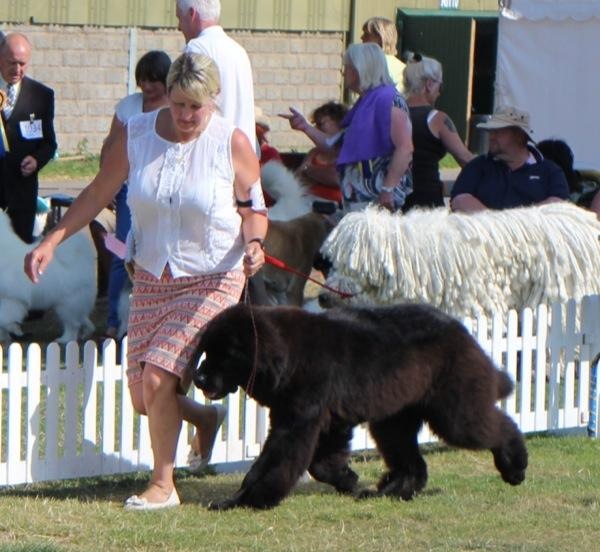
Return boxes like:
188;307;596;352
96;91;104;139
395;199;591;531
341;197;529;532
0;211;97;344
320;203;600;319
260;161;312;221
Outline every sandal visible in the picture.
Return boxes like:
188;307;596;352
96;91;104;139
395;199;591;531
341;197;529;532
124;488;180;511
187;404;227;473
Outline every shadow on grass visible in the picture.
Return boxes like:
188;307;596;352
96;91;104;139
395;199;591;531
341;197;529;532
1;545;62;552
0;462;447;509
0;467;242;507
0;443;467;510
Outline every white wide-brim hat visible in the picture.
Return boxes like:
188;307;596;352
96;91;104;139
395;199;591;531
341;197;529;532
255;106;270;130
477;106;533;136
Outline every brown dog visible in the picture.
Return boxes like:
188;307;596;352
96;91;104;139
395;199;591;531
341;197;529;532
250;211;335;306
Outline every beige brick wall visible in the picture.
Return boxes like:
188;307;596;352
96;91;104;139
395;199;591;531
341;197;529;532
1;24;345;155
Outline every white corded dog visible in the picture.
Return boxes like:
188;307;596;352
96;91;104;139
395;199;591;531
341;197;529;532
0;210;96;343
319;203;600;319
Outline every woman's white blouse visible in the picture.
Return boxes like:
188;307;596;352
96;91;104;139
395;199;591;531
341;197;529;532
115;92;143;124
125;109;245;278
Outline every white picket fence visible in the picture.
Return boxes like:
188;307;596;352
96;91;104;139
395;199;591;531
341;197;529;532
2;296;600;487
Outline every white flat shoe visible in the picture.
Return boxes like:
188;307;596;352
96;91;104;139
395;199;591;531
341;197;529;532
187;404;227;473
124;488;180;511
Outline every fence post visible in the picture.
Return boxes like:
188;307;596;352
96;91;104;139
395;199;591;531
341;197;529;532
588;353;600;437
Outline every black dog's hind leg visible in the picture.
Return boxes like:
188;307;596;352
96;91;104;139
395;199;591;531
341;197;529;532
308;420;358;494
366;407;427;500
428;401;528;486
209;413;322;510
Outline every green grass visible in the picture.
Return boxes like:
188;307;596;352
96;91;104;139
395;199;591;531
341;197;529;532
38;156;100;181
440;153;459;169
37;153;459;182
0;435;598;551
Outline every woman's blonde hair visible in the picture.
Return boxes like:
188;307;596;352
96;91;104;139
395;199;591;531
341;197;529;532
167;53;220;105
362;17;399;56
344;43;392;92
402;53;443;97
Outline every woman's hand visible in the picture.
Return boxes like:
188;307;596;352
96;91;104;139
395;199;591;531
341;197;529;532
378;190;395;211
24;239;56;283
243;241;266;278
279;107;333;150
278;107;311;133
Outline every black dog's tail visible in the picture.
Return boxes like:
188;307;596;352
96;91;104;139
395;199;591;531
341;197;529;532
496;371;514;400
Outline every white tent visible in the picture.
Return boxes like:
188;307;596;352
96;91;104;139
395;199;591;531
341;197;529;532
495;0;600;170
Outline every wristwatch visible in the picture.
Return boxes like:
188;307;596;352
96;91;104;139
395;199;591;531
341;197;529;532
247;237;265;250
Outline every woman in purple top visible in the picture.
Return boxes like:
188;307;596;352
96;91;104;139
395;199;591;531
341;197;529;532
281;43;413;212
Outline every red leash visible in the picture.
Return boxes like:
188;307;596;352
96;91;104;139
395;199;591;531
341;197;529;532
264;254;354;299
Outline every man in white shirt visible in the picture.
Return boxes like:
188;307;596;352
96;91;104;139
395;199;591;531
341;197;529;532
176;0;256;146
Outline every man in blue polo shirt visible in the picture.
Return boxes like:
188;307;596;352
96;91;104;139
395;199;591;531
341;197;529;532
450;106;569;212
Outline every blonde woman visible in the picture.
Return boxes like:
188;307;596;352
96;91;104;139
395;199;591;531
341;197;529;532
361;16;405;93
403;53;474;209
24;53;268;510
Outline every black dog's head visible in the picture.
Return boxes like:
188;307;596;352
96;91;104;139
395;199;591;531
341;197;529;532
191;304;288;402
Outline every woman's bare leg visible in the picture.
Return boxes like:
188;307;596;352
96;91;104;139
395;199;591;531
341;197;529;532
179;396;222;458
135;363;182;503
129;379;222;456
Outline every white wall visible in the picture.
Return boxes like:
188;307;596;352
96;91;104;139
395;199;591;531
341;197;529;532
495;2;600;170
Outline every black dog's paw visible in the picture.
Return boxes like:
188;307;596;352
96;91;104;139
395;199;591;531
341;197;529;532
500;469;526;486
377;472;427;500
355;488;379;500
207;498;239;511
493;445;527;486
333;468;359;494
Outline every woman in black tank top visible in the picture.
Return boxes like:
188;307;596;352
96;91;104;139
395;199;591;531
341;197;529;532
403;54;474;211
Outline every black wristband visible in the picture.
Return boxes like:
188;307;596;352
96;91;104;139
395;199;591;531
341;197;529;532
247;237;265;250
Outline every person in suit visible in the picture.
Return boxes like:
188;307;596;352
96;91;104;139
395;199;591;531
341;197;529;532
0;32;57;243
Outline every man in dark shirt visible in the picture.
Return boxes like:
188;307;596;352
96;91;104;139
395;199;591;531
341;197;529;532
450;106;569;212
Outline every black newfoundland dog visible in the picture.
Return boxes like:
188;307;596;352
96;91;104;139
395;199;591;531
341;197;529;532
191;303;527;510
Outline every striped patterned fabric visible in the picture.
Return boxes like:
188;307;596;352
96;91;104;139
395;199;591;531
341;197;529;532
126;264;245;390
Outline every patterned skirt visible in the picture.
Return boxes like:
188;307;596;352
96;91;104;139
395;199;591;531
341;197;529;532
126;264;245;391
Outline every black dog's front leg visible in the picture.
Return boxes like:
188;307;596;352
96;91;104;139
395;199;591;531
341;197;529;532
209;412;322;510
308;420;358;494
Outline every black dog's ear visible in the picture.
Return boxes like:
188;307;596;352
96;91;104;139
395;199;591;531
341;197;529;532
260;350;287;392
228;333;251;363
245;349;286;396
250;319;289;393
